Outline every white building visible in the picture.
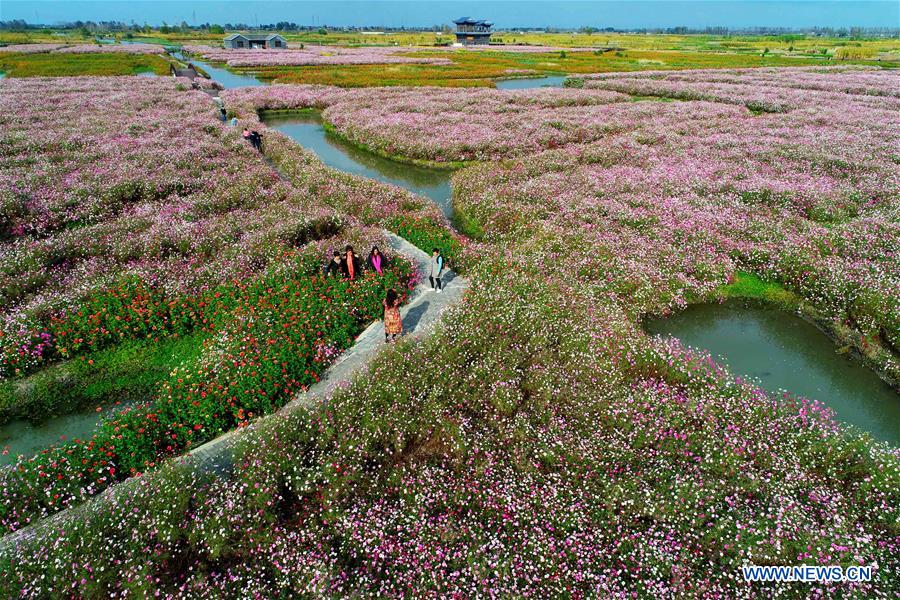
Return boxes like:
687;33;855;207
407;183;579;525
223;34;288;49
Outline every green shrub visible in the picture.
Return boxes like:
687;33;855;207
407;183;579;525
0;333;207;425
385;215;462;267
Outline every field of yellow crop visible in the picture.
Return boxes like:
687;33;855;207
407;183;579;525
251;47;891;87
277;30;900;58
0;52;172;77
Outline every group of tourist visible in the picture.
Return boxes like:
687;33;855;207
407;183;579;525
325;245;446;343
324;245;388;280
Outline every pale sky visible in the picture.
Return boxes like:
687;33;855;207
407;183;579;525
2;1;897;29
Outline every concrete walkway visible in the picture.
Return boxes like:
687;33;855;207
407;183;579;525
186;231;467;476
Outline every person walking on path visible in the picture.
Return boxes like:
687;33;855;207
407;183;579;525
324;251;343;277
367;246;387;276
230;116;238;127
242;128;262;152
428;248;444;293
250;130;263;151
342;245;362;280
383;288;403;343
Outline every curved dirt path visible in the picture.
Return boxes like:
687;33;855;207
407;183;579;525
186;231;467;475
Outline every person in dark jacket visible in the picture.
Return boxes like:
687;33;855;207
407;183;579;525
250;130;263;151
367;245;387;275
324;251;343;277
341;245;362;280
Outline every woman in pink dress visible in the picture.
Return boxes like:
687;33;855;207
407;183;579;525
367;246;386;275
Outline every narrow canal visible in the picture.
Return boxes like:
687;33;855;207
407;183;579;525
646;301;900;444
262;111;455;218
1;404;127;466
495;75;568;89
171;51;268;88
189;58;267;88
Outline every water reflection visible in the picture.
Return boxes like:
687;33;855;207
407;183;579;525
172;52;267;88
495;75;568;90
0;403;128;466
263;111;454;217
646;301;899;444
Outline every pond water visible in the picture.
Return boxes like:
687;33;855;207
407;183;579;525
263;111;454;218
646;301;899;444
495;75;568;89
171;51;268;88
0;403;128;466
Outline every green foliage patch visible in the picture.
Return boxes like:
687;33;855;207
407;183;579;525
0;52;172;77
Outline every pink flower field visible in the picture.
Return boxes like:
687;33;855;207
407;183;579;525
0;64;897;597
183;44;452;67
0;76;320;375
224;84;660;162
574;65;900;112
0;43;166;55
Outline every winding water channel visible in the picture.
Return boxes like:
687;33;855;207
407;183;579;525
0;403;128;466
263;112;455;218
189;58;268;88
646;301;900;444
174;49;566;91
171;51;268;88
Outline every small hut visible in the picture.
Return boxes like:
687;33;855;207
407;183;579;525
223;34;287;49
453;17;493;45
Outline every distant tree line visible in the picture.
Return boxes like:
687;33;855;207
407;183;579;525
0;19;897;39
0;19;451;34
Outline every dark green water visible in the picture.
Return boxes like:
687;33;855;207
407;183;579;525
0;404;126;466
263;112;454;217
646;301;899;445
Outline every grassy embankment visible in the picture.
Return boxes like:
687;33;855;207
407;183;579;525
0;333;208;426
717;271;800;307
0;52;172;77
